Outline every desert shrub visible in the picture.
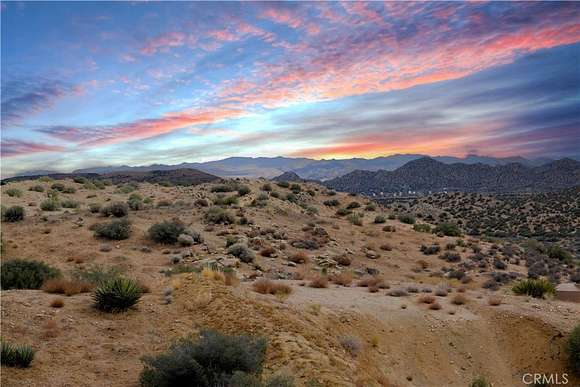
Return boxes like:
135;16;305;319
63;186;76;194
40;198;60;211
420;244;441;255
276;181;290;188
512;278;555;298
211;183;238;193
204;207;235;225
29;184;45;192
288;251;309;264
434;222;461;236
364;203;376;211
73;176;87;184
428;302;442;310
72;265;123;286
373;215;386;224
567;324;580;375
214;195;238;206
469;376;491;387
228;243;255;263
61;199;79;208
451;294;467;305
51;182;65;191
237;185;251;196
388;289;408;297
261;183;272;191
398;214;415;224
1;259;60;289
148;220;186;244
2;206;24;222
418;295;436;304
547;244;573;262
382;225;396;232
127;194;144;210
1;342;34;368
309;276;329;288
346;201;360;209
5;188;22;197
323;199;340;207
439;252;461;262
330;272;353;286
413;223;431;233
50;297;65;308
94;218;132;240
42;278;92;296
93;277;142;312
195;198;209;207
100;202;129;217
157;199;172;207
487;296;502;306
88;203;101;213
335;255;352;266
260;247;275;257
289;183;301;193
357;276;385;288
335;208;352;216
117;183;137;194
140;329;268;387
339;336;362;357
252;279;292;295
285;193;298;203
346;213;363;226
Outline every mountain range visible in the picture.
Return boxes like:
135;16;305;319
323;157;580;195
15;154;557;181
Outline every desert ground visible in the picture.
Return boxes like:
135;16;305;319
1;178;578;387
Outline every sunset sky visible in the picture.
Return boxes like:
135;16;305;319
1;1;579;176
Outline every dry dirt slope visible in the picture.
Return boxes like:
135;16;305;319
1;178;578;386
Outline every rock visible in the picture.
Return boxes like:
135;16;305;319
99;244;112;252
141;246;152;253
366;267;380;276
178;234;194;246
170;255;182;264
365;250;380;259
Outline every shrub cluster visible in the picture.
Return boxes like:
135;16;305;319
204;207;235;225
413;223;431;233
2;206;24;222
228;243;255;263
40;198;61;211
1;342;34;368
94;218;132;240
434;222;462;236
100;202;129;217
140;329;276;387
512;278;555;298
1;259;60;290
148;220;186;244
398;214;416;224
5;188;22;197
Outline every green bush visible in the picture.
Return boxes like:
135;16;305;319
285;193;298;203
1;342;34;368
547;244;573;262
469;376;490;387
347;213;363;226
93;277;142;312
29;185;45;192
117;184;138;194
568;324;580;375
127;193;144;210
290;183;301;193
61;199;79;208
276;181;290;188
413;223;432;233
3;206;24;222
51;182;65;191
214;195;238;206
148;220;186;244
261;183;272;192
228;243;255;263
211;183;237;193
373;215;386;224
512;278;555;298
434;222;461;236
140;329;268;387
346;201;360;209
73;176;88;184
1;259;60;289
63;186;76;194
237;185;251;196
94;218;132;240
323;199;340;207
5;188;22;197
100;202;129;217
204;207;235;225
72;265;123;286
398;214;416;224
40;198;61;211
335;208;352;216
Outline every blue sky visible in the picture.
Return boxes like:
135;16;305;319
1;1;579;176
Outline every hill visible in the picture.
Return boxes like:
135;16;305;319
324;157;580;195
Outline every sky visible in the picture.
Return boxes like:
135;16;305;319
1;1;580;176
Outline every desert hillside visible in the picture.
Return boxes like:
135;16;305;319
1;177;579;387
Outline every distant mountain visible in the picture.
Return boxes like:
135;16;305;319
14;154;556;181
271;171;304;182
12;169;60;177
324;157;580;195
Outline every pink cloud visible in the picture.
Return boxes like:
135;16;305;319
140;31;189;55
1;139;66;157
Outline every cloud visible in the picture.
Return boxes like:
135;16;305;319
1;79;79;127
1;139;66;157
140;31;190;55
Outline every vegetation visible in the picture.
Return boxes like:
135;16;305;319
413;223;431;233
398;214;416;224
568;324;580;375
204;207;235;225
228;243;255;263
148;220;186;244
1;342;34;368
94;218;132;240
140;329;270;387
61;199;79;208
2;206;24;222
93;277;142;313
512;278;555;298
373;215;386;224
5;188;22;197
29;184;45;192
434;222;461;236
469;376;490;387
40;198;61;211
1;259;60;289
100;202;129;217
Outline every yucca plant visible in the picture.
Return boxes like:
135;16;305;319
93;277;142;312
512;278;555;298
1;342;35;367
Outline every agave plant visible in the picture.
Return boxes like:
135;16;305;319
1;342;35;368
93;277;142;312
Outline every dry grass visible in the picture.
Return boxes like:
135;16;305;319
428;302;442;310
330;271;353;286
309;275;329;288
252;279;292;295
50;297;65;308
41;320;59;339
488;295;503;306
451;294;467;305
357;276;385;288
42;278;92;296
288;251;309;264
